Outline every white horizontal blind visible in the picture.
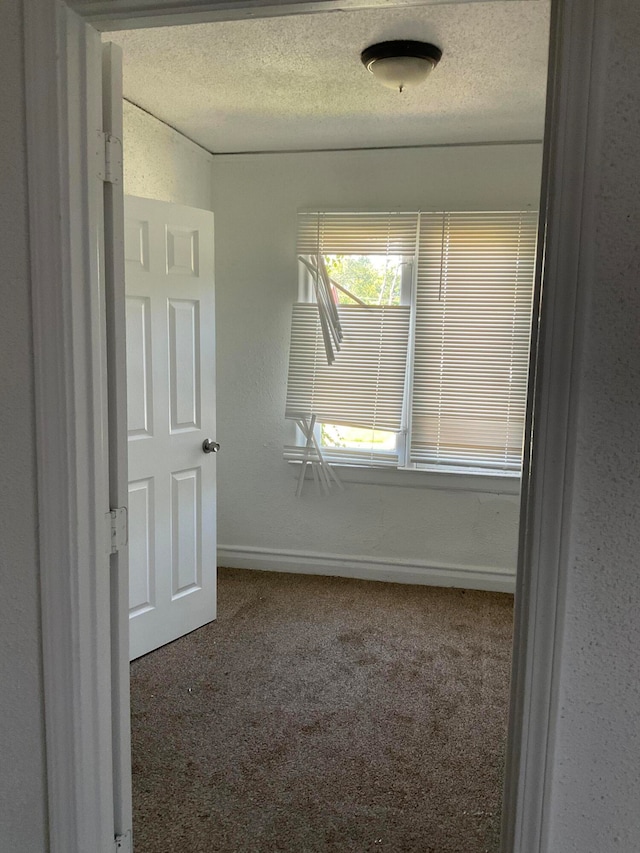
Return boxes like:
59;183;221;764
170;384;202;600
297;211;415;366
286;211;417;468
286;304;410;465
298;211;418;256
410;211;538;471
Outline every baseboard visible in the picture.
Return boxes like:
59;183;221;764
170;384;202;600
217;545;516;593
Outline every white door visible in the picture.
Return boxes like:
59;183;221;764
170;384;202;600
125;196;217;660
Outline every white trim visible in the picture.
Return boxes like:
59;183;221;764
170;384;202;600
73;0;504;31
25;5;79;847
218;545;516;593
25;3;115;851
102;42;134;843
501;2;607;852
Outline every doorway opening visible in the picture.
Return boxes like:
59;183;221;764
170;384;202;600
109;2;551;850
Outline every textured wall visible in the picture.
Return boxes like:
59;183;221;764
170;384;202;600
0;1;49;849
123;100;214;210
546;3;640;851
211;144;543;582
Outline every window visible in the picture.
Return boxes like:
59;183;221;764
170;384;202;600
315;251;411;460
285;210;538;477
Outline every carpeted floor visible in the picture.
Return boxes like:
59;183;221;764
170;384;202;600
130;568;514;853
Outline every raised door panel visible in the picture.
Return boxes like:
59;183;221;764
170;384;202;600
125;296;153;438
166;226;199;276
128;478;155;616
168;299;200;433
124;218;149;271
171;468;201;599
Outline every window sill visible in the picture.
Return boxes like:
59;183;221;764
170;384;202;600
288;461;521;495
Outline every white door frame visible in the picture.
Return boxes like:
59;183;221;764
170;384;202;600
24;1;606;851
72;0;524;29
24;3;118;851
102;39;134;847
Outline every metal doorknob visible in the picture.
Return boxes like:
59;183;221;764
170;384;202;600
202;439;220;454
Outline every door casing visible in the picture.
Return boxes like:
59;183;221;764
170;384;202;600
23;1;607;851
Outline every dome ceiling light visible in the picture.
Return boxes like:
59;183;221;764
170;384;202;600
360;40;443;93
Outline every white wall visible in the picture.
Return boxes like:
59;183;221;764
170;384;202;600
211;143;543;588
547;3;640;850
0;1;48;850
123;99;214;210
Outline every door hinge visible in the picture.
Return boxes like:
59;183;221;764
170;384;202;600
99;131;123;185
114;830;132;852
107;507;128;554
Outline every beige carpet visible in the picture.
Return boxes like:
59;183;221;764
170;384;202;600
130;567;513;853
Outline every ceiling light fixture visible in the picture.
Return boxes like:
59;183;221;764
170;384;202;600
361;40;442;93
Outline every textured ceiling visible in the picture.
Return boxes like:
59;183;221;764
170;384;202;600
108;0;550;153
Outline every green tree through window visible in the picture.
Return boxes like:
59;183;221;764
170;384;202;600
325;254;403;306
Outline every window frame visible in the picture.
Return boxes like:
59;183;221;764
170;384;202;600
292;210;535;482
298;254;414;465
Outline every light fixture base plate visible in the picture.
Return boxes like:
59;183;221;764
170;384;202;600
361;40;442;72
